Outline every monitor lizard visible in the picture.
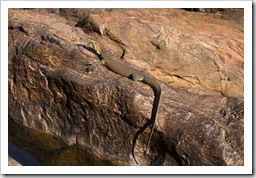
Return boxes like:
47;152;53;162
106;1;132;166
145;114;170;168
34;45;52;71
87;40;162;164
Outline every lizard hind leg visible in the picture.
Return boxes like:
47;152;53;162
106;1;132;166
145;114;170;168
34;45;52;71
130;73;144;82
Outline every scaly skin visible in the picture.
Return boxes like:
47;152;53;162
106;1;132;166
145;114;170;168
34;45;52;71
88;40;162;164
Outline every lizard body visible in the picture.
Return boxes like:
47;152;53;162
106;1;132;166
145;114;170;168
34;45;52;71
88;40;162;161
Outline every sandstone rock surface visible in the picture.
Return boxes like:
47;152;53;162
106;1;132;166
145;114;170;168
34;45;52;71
8;8;244;166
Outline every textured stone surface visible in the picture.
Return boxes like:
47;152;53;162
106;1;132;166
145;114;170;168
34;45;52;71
8;8;244;166
8;156;22;166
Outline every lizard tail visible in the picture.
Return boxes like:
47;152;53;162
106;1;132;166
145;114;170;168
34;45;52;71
145;86;162;153
132;118;153;165
132;76;162;164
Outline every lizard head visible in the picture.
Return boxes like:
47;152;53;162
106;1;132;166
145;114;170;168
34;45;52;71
89;40;101;55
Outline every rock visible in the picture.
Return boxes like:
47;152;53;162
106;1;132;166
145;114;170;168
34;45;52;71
8;8;244;166
8;156;22;166
182;8;225;13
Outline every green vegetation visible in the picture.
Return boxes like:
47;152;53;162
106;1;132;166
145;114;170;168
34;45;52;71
8;119;115;166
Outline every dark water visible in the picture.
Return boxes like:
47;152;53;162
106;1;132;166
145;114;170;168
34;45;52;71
9;120;115;166
8;140;42;166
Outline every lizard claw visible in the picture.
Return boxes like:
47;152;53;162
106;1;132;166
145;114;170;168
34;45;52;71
85;61;103;73
85;64;94;72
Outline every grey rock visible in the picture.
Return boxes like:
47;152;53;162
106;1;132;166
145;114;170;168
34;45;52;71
8;156;22;166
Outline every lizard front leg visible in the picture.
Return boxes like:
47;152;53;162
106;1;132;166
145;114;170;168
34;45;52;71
85;60;105;72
